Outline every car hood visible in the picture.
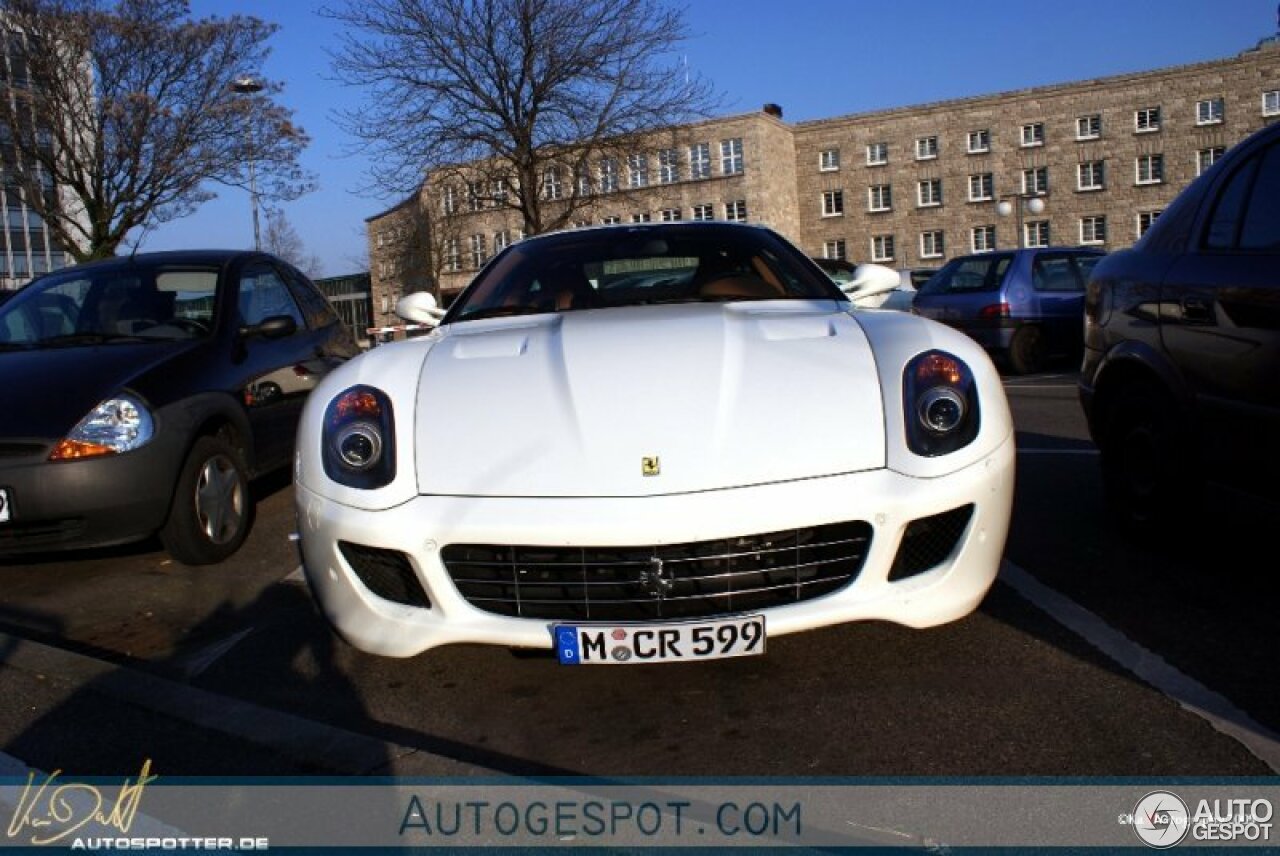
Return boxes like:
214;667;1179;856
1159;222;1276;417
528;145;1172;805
415;301;886;497
0;342;193;441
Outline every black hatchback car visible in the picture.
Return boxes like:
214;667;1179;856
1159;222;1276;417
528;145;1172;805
0;251;358;564
1080;119;1280;525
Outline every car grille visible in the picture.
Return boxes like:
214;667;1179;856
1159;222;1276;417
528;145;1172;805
441;521;873;621
0;518;86;550
338;541;431;608
888;504;974;581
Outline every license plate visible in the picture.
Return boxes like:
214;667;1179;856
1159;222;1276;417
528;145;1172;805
553;615;765;665
0;488;10;523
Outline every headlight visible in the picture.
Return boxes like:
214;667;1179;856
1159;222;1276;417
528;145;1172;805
322;385;396;489
903;351;980;457
49;394;155;460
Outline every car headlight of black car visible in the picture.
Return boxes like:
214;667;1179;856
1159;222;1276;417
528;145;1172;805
903;351;980;457
323;385;396;489
49;393;155;460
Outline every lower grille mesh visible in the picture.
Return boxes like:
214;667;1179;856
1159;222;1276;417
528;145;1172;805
441;521;873;621
888;504;974;582
339;541;431;608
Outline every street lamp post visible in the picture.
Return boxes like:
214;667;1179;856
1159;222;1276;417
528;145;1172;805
996;193;1047;248
231;75;264;251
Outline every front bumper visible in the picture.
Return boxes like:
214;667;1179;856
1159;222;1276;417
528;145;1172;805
0;434;184;555
297;432;1015;658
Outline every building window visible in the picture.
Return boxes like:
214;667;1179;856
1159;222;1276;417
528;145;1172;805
868;184;892;212
444;238;461;272
631;212;652;223
1135;107;1161;133
1196;97;1225;125
720;138;744;175
866;142;888;165
968;173;994;202
599;157;619;192
659;207;682;222
691;203;714;221
870;234;895;262
1080;215;1106;245
468;180;485;211
689;143;711;179
1020;122;1045;147
441;185;457;215
821;189;845;217
967;129;990;154
469;233;486;269
658;148;680;184
1197;146;1226;175
917;178;942;207
1076;114;1101;140
1024;221;1050;248
1264;90;1280;117
724;200;747;222
920;230;944;259
1022;167;1048;196
819;149;840;171
915;135;938;160
823;239;846;260
543;166;563;200
576;169;592;197
1078;161;1105;191
972;225;996;252
493;178;509;206
1137;210;1162;238
601;215;621;225
1136;154;1164;185
493;230;510;252
628;153;648;188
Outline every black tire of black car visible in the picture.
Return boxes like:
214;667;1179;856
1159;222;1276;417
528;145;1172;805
160;434;251;566
1008;324;1046;375
1099;383;1198;532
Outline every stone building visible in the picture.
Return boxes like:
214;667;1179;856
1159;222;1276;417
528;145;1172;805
367;40;1280;323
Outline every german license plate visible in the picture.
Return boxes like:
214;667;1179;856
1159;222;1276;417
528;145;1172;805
553;615;765;665
0;488;10;523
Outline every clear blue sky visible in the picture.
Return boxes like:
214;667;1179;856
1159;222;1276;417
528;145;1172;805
140;0;1280;276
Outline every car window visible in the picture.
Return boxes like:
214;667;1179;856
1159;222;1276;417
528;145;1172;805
1032;254;1083;292
1239;143;1280;250
918;255;1010;295
1205;155;1259;249
1074;254;1103;283
283;268;342;330
239;265;305;328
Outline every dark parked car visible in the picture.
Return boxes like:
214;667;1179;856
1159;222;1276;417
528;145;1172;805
912;247;1105;374
0;250;358;564
1080;120;1280;526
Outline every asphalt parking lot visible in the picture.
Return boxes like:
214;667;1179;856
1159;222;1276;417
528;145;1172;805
0;368;1276;777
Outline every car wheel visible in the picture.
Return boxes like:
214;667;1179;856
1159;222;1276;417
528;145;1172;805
1008;325;1046;375
1100;384;1197;531
160;434;251;565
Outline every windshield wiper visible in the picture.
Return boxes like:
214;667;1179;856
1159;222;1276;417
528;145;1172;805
34;332;148;347
454;305;546;322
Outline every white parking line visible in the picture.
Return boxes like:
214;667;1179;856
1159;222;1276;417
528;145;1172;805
1001;560;1280;773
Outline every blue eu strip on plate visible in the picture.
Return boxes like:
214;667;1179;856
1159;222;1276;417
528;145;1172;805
555;625;581;665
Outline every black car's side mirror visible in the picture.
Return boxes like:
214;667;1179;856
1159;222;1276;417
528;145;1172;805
239;314;298;340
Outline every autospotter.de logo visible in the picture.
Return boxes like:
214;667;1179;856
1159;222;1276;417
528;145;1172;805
1129;791;1190;849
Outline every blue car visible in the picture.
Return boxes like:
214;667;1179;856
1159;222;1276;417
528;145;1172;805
912;247;1104;374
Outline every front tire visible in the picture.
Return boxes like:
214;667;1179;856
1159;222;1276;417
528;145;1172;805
160;435;251;565
1099;383;1197;531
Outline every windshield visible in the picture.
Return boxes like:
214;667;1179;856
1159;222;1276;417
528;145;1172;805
444;224;845;324
0;266;220;347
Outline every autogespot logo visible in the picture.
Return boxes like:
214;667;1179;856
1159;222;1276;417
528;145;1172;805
1133;791;1191;849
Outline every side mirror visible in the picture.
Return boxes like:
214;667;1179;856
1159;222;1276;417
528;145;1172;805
396;291;445;328
843;263;901;308
240;314;297;340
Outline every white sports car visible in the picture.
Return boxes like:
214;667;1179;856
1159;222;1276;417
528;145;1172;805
295;223;1014;662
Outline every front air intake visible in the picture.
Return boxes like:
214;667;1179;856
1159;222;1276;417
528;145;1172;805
338;541;431;608
888;505;974;582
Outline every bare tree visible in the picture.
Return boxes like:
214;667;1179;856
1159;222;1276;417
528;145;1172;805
326;0;719;236
262;206;324;278
0;0;313;261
